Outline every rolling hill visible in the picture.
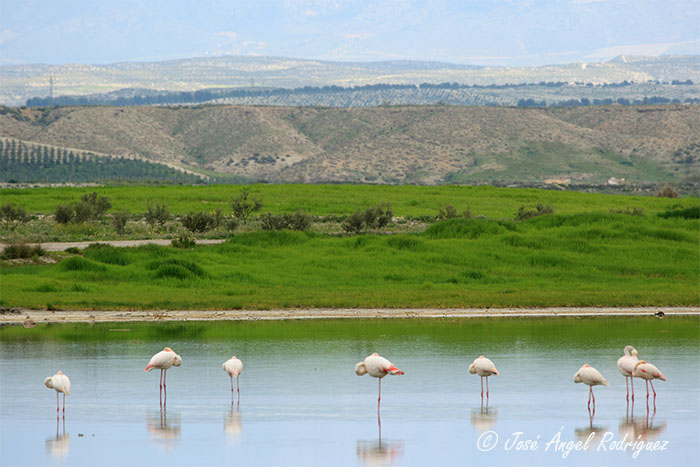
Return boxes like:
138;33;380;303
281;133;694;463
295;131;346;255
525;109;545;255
1;104;697;186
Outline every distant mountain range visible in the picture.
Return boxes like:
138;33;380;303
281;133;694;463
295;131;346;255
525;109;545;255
1;54;699;106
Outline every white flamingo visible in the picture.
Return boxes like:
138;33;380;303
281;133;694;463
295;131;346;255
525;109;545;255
617;345;639;401
145;347;182;407
469;356;499;400
632;360;667;411
573;364;609;412
222;356;243;406
355;353;404;415
45;371;71;418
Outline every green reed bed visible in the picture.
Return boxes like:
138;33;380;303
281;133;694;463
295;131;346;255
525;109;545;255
1;212;697;310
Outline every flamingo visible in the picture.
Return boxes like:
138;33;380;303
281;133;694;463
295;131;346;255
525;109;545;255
145;347;182;407
573;364;609;413
632;360;666;411
222;356;243;406
469;356;499;401
617;345;639;401
355;353;404;414
45;371;71;418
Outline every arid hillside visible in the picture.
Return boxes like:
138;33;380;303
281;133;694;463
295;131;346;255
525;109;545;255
1;104;697;185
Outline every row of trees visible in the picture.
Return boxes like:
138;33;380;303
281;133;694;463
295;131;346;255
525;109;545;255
0;140;204;184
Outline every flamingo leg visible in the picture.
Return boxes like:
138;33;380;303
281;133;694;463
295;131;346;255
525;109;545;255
587;386;592;410
645;380;650;410
163;369;167;407
230;375;234;405
159;369;163;407
650;380;656;411
486;376;490;399
56;391;59;417
625;376;629;401
377;378;382;440
237;376;240;404
62;393;66;418
480;376;484;399
631;376;635;401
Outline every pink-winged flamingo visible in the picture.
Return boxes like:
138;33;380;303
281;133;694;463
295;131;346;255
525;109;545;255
469;356;499;402
617;345;639;402
632;360;666;411
222;356;243;407
45;371;71;418
355;353;404;429
145;347;182;407
573;364;609;414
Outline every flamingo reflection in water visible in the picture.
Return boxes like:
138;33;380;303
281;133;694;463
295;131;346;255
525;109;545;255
146;409;181;451
356;439;404;466
224;409;242;441
619;399;667;442
573;407;609;450
470;406;498;432
45;417;70;460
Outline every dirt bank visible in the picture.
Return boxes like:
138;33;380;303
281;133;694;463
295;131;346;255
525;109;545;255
1;307;698;324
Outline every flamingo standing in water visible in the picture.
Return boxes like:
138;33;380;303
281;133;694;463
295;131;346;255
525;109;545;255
573;364;609;413
145;347;182;407
222;356;243;406
632;360;666;411
355;353;404;415
469;356;499;401
617;345;639;401
45;371;71;418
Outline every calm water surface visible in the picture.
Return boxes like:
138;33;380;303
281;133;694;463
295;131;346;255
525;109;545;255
1;317;698;466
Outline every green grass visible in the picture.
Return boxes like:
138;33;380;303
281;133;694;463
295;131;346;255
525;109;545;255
1;212;697;310
1;184;697;218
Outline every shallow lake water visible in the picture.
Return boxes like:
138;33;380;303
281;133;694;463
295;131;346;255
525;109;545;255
1;317;698;466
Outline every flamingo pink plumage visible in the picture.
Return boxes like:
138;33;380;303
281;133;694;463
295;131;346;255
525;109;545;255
222;356;243;406
45;371;71;418
469;356;499;401
632;360;666;411
573;364;609;413
617;345;639;402
355;353;404;415
145;347;182;407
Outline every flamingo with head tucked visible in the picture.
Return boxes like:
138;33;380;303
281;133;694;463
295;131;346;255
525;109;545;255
222;356;243;406
45;371;71;418
355;353;404;415
632;360;666;411
617;345;639;401
573;364;609;413
469;356;499;401
145;347;182;407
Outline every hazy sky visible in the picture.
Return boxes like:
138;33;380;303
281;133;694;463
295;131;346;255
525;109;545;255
0;0;698;66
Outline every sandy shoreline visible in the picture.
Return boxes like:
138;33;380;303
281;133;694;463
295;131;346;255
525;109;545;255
1;307;699;324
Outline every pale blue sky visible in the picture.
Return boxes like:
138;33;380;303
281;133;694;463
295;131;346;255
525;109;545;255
0;0;698;66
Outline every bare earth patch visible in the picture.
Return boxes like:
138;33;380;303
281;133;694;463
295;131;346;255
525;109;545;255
1;307;698;324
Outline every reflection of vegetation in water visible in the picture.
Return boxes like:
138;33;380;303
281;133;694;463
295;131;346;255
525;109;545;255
1;317;698;346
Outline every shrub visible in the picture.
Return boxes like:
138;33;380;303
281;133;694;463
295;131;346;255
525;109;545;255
181;212;215;233
231;189;263;224
84;245;130;265
147;258;206;276
424;218;511;239
54;204;74;224
609;207;644;216
1;243;46;259
515;203;554;220
655;185;680;198
342;204;393;234
226;218;240;232
145;202;171;229
342;209;366;235
260;210;313;231
75;192;112;222
0;203;30;231
59;256;106;272
261;213;288;231
171;231;196;248
438;204;459;219
112;209;130;234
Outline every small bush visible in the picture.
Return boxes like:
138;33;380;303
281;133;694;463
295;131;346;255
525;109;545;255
171;231;196;248
84;245;130;265
75;192;112;222
59;256;106;272
226;218;240;232
438;204;459;219
145;202;171;229
0;203;30;231
148;258;206;277
515;203;554;220
424;218;511;239
655;185;681;198
609;207;644;216
181;212;215;233
231;189;263;224
112;209;130;235
1;243;46;259
342;209;366;235
54;204;74;224
260;210;313;231
154;264;192;280
342;204;393;234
